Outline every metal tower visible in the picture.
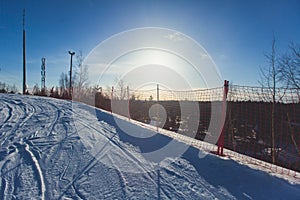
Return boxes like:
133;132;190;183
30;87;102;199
41;58;46;93
22;9;26;94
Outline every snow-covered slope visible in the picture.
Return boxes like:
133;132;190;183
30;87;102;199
0;94;299;199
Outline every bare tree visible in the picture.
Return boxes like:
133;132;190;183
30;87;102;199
58;72;72;98
74;51;89;100
0;82;6;92
9;84;18;94
259;38;284;95
114;78;128;100
259;37;282;164
279;43;300;89
32;83;40;95
59;72;67;95
278;43;300;155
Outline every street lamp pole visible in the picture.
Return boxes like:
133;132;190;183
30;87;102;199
68;51;75;99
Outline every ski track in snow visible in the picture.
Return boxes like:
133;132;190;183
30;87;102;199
0;94;300;199
24;142;46;200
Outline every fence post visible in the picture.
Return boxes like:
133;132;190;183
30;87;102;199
127;86;130;120
111;86;114;113
100;87;102;109
217;80;229;156
156;84;159;132
157;84;159;101
95;87;105;109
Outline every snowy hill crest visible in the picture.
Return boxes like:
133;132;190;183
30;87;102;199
0;94;299;199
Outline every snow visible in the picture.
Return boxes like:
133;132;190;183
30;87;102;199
0;93;299;199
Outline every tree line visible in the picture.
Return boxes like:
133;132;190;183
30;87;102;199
0;81;18;94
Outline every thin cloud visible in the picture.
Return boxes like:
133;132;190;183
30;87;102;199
200;53;209;59
164;32;184;42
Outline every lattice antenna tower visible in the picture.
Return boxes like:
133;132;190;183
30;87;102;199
41;58;46;92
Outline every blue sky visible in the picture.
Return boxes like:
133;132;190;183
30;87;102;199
0;0;300;91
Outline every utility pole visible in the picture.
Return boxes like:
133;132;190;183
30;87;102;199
68;51;75;98
22;9;26;94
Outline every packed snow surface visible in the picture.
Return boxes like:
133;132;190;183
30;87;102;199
0;94;299;199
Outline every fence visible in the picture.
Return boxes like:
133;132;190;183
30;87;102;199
225;85;300;177
87;82;300;177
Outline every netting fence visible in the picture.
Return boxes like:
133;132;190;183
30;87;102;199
88;82;300;177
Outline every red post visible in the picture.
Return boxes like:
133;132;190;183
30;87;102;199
217;80;229;156
156;84;159;132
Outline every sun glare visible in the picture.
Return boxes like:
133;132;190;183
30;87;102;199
85;28;222;91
